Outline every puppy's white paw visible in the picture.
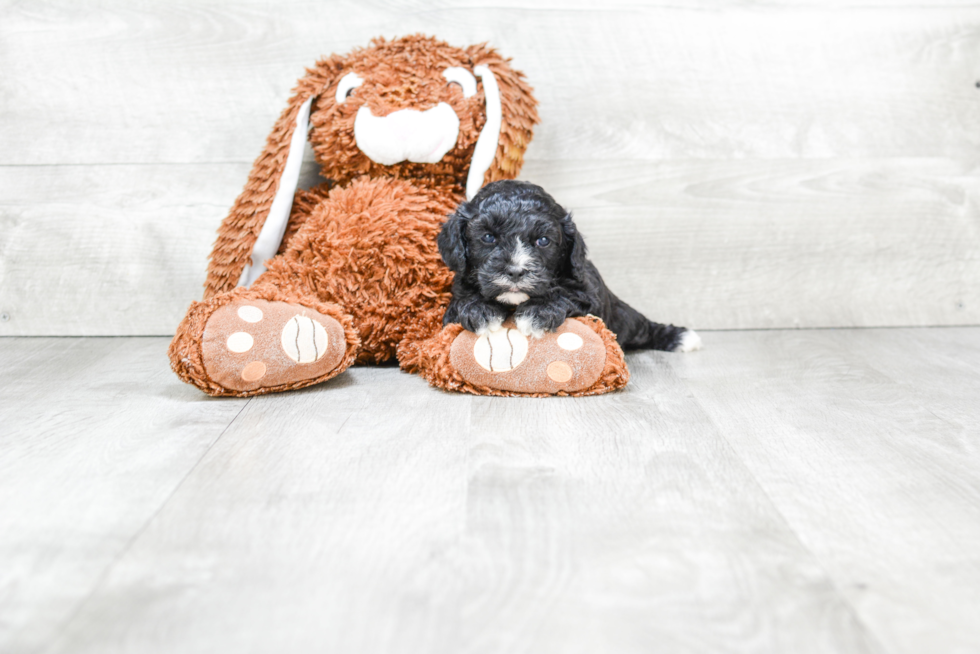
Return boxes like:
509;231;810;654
675;329;703;353
515;315;545;339
475;317;504;337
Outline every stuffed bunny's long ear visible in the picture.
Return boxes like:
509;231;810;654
463;45;539;196
237;96;313;287
203;56;341;300
465;66;501;200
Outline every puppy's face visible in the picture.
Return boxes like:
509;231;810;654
439;180;580;305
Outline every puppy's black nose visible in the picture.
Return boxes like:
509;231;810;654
506;266;527;281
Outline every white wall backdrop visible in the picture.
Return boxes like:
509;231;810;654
2;0;979;335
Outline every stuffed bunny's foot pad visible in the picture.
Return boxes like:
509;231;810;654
201;299;347;393
450;318;606;394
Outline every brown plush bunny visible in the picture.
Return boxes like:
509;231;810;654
169;35;630;397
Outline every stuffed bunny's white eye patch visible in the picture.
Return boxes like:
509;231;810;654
443;67;477;98
336;72;364;103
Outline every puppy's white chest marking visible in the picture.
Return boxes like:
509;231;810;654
497;291;530;305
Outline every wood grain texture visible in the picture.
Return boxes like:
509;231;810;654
4;329;980;651
2;2;980;165
2;158;977;335
18;339;879;654
0;337;248;654
41;361;471;654
0;163;248;336
4;1;980;336
2;3;979;332
455;360;882;654
671;328;980;654
524;158;980;330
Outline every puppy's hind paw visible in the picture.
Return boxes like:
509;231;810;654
515;315;545;339
675;329;703;353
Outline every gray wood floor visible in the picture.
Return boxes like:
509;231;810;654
2;328;979;654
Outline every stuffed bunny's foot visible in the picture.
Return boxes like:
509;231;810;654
200;299;349;394
450;318;609;394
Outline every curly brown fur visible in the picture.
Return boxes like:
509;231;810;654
258;177;458;364
204;35;538;300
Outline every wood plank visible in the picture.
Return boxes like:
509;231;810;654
524;158;980;330
39;365;471;654
2;2;979;165
2;158;977;336
671;328;980;654
39;351;882;653
840;327;980;430
454;357;883;654
0;337;248;654
0;163;248;336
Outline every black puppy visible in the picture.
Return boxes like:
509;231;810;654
438;180;700;352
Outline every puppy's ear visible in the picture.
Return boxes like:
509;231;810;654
561;213;589;283
438;203;474;273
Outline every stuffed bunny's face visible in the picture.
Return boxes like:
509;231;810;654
300;36;536;196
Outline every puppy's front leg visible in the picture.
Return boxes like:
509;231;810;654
455;300;510;336
513;300;569;339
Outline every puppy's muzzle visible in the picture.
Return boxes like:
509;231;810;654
354;104;460;165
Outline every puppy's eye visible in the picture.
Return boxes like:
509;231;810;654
481;234;497;245
535;236;550;247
